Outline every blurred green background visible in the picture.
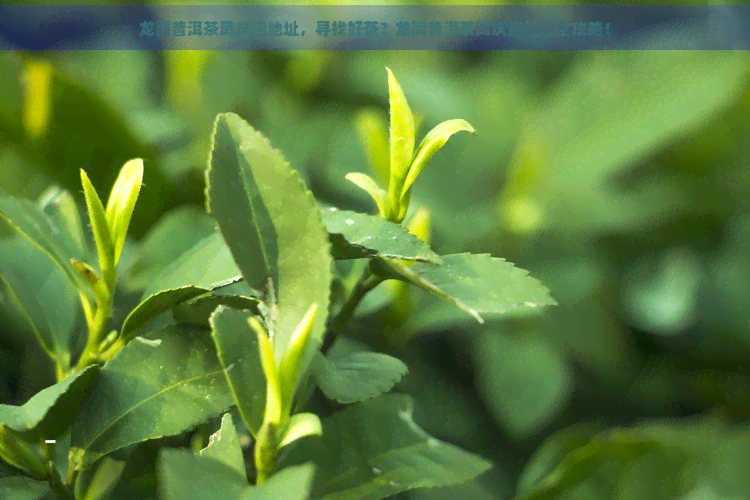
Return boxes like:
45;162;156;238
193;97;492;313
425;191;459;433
3;31;750;500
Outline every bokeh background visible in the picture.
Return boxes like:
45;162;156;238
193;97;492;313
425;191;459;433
3;6;750;499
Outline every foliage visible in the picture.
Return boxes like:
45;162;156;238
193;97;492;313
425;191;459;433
1;46;750;500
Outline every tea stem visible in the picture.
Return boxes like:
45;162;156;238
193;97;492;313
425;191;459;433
322;264;383;354
74;292;113;371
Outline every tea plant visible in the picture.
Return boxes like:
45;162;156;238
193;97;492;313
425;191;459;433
0;69;557;499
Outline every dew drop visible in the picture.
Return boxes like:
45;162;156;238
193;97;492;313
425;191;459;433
345;218;355;225
371;467;381;474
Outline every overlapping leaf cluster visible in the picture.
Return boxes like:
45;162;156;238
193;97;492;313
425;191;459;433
0;68;556;500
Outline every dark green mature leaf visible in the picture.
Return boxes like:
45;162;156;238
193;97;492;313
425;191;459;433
143;232;248;300
124;206;216;292
0;237;78;360
199;413;245;479
321;207;441;264
173;294;261;329
206;113;277;298
38;185;88;261
122;288;218;341
0;365;98;441
71;326;234;469
239;463;315;500
158;449;247;500
373;253;556;324
285;394;493;500
209;306;266;437
206;112;332;360
312;352;408;404
0;193;92;301
0;476;50;500
121;232;258;341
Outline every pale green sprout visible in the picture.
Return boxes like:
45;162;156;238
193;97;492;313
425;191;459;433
348;68;475;223
74;159;144;372
247;303;323;484
79;159;143;291
345;172;388;219
105;158;144;266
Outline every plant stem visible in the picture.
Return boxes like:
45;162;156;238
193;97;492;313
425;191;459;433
47;463;75;500
74;293;113;371
321;264;383;354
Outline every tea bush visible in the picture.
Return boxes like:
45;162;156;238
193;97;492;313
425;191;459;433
2;48;750;500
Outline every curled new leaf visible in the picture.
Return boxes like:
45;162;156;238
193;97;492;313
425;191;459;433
105;158;144;266
400;119;475;205
345;173;388;218
38;186;87;259
249;317;283;427
278;303;318;417
386;67;415;220
80;169;115;287
278;412;322;449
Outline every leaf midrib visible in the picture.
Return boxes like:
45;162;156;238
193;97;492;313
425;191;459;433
79;367;226;451
237;137;273;289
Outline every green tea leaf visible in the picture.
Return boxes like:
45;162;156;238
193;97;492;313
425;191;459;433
385;68;415;220
71;326;234;469
142;233;247;300
123;206;216;292
209;306;267;438
286;394;492;500
80;168;116;286
0;238;76;360
0;193;92;300
239;463;315;500
206;113;332;361
206;113;278;301
401;119;475;204
199;413;246;479
0;365;98;441
122;288;217;341
321;208;441;264
344;173;388;218
278;413;322;449
158;449;247;500
312;352;408;404
104;158;144;265
37;185;88;261
121;233;256;342
373;253;557;324
173;293;260;329
0;476;50;500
